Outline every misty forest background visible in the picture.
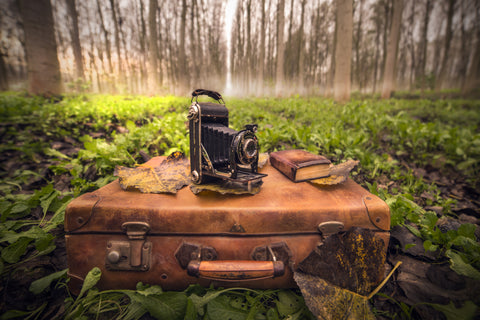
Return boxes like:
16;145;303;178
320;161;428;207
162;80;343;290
1;0;479;100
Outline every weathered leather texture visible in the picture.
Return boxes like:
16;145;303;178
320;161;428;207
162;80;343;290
65;156;390;293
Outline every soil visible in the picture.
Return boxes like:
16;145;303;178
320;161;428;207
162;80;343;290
1;124;480;319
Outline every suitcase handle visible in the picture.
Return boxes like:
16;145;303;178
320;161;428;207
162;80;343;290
187;260;284;281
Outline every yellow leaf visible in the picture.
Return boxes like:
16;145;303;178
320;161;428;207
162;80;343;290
114;153;190;194
310;160;359;186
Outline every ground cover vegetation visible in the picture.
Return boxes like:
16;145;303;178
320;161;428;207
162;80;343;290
0;92;479;319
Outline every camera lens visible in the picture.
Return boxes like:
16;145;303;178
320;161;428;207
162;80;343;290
242;138;257;160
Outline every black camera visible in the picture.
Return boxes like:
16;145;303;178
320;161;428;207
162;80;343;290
188;89;266;185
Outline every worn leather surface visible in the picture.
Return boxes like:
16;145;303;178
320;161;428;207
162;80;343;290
65;156;390;292
65;157;390;234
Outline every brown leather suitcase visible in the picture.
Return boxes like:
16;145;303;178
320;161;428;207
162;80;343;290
65;156;390;294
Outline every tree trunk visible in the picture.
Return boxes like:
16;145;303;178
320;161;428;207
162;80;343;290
85;3;101;92
408;0;416;90
435;0;455;91
327;1;337;96
333;0;353;102
458;0;468;89
0;51;8;91
462;2;480;94
381;0;404;98
148;0;159;92
109;0;123;78
297;0;306;89
178;0;188;92
417;0;432;90
275;0;285;95
195;0;204;82
354;0;364;90
96;0;113;75
462;38;480;94
138;0;147;92
189;0;197;84
372;6;382;94
19;0;62;96
380;0;391;84
259;0;266;90
66;0;84;81
156;0;163;86
246;0;252;93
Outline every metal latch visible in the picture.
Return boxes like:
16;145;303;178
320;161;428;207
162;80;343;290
105;221;151;271
318;221;344;237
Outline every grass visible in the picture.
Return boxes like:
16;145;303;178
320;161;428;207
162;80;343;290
0;92;479;319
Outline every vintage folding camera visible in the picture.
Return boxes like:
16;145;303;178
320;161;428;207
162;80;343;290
188;89;266;185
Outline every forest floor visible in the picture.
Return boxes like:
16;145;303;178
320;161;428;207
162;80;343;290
1;93;479;319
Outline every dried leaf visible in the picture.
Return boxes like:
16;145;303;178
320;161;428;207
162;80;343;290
115;152;190;194
190;179;263;195
310;160;359;185
297;227;386;295
294;228;387;320
258;153;269;168
294;272;375;320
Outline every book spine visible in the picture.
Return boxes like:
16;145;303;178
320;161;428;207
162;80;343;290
270;154;297;181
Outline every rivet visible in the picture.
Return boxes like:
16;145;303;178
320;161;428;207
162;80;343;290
161;273;168;280
77;217;84;224
376;217;381;223
107;250;120;263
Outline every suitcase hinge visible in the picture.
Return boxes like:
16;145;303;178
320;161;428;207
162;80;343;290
105;221;151;271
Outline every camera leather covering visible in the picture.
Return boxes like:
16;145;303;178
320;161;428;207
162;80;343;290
65;156;390;294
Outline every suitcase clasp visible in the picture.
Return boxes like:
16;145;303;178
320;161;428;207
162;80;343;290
317;221;344;237
105;221;151;271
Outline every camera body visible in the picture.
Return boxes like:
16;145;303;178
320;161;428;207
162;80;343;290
188;89;266;184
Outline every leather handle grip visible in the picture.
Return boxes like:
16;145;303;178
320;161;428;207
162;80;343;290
191;89;224;103
187;260;284;281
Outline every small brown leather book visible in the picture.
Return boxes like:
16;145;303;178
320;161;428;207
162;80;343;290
270;149;331;182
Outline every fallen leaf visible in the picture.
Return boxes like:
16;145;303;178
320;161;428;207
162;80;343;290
294;227;387;320
310;160;359;185
297;227;386;295
294;272;375;320
258;153;269;168
114;152;190;194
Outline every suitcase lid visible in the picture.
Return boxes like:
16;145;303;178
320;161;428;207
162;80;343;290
65;157;390;235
